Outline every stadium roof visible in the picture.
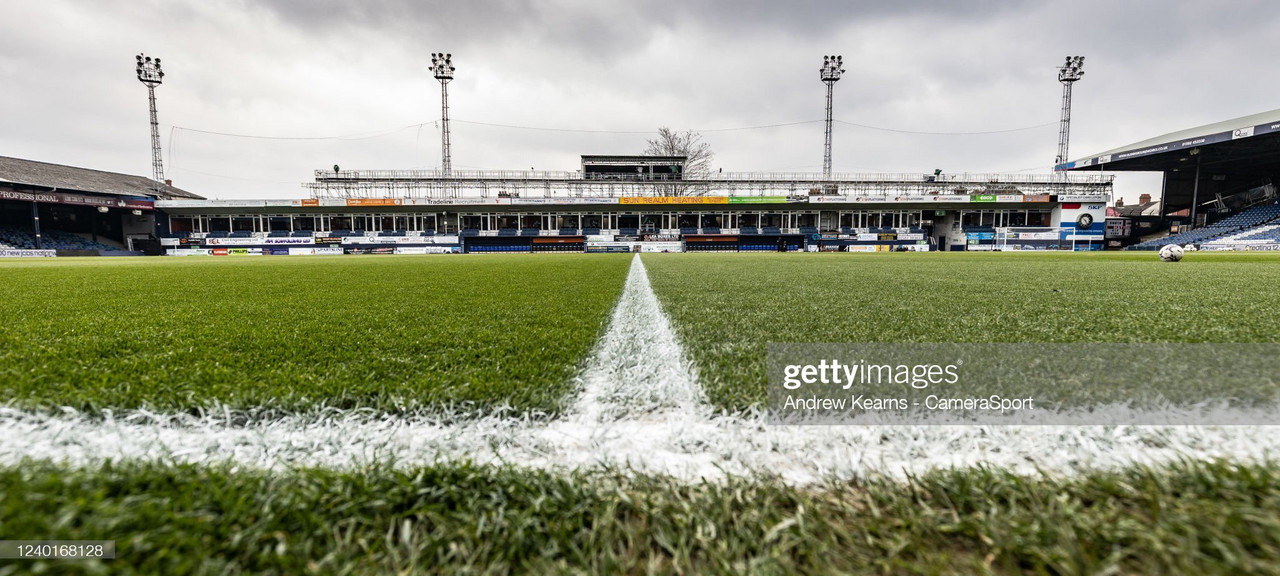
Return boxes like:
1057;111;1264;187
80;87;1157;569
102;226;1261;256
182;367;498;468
1061;108;1280;175
1062;108;1280;219
0;156;203;200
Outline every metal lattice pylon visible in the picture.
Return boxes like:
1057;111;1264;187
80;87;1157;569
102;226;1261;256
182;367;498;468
1055;56;1085;172
431;53;455;177
820;55;844;180
136;54;165;187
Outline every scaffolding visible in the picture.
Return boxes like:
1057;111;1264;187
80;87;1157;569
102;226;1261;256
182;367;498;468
304;169;1114;199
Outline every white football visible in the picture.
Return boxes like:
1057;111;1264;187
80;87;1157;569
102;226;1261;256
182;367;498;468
1159;244;1185;262
1183;244;1198;252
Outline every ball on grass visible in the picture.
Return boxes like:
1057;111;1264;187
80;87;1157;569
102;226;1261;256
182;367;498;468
1159;244;1185;262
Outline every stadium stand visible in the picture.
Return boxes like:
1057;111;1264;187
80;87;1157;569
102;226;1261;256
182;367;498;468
0;226;116;251
1131;204;1280;249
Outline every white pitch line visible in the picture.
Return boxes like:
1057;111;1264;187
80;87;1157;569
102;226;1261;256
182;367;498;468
2;253;1279;484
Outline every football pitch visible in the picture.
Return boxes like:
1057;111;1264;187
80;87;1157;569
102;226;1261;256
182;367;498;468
2;252;1280;574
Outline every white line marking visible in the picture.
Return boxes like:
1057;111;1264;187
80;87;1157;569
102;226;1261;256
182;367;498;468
2;254;1279;484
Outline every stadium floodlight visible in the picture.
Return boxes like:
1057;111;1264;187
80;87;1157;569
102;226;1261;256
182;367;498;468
1054;56;1085;173
820;55;845;181
135;53;165;188
431;52;456;178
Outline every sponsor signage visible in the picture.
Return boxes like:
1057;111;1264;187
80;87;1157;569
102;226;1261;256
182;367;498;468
728;196;788;204
586;243;634;253
1057;194;1107;202
346;246;396;255
0;249;56;257
314;236;343;245
345;198;402;207
226;248;262;256
877;233;898;241
807;196;852;203
640;241;684;253
0;190;154;210
205;237;316;246
1011;231;1057;240
898;232;924;241
970;194;997;202
856;233;879;242
511;197;619;205
341;235;461;245
619;196;729;205
642;233;681;242
1023;194;1050;203
400;198;511;206
342;236;403;245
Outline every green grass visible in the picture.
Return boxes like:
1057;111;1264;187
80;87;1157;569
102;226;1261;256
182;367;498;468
2;458;1278;575
0;255;631;415
642;251;1280;411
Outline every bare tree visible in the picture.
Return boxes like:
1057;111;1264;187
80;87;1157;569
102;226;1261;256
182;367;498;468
643;127;714;194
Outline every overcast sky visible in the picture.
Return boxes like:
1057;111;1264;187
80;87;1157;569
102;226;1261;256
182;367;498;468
3;0;1278;203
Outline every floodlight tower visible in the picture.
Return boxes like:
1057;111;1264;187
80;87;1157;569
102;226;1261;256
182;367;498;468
1054;55;1085;172
820;55;845;180
431;52;456;176
135;53;165;186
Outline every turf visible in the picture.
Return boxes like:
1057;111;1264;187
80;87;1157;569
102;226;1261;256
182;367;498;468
641;251;1280;412
2;458;1278;575
0;255;631;415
